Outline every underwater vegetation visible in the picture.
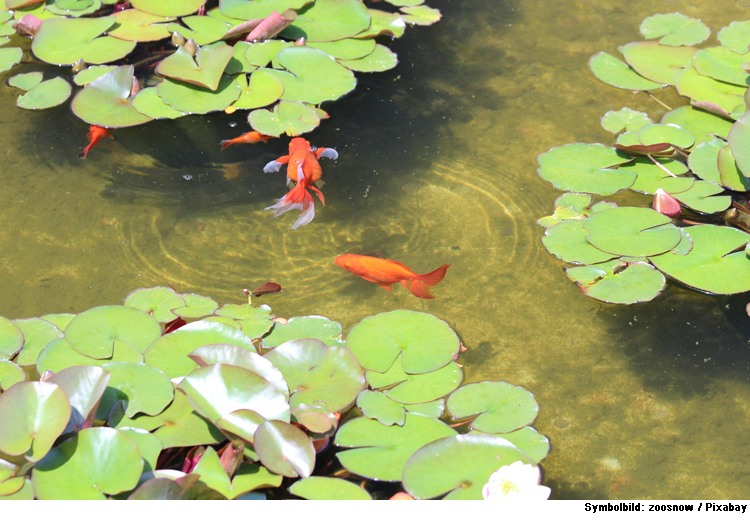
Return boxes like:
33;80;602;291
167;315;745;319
537;12;750;309
0;286;549;500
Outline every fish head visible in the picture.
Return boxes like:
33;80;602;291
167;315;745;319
289;137;312;154
335;254;361;273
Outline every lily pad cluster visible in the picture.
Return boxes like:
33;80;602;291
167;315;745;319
0;287;548;500
537;12;750;305
0;0;440;137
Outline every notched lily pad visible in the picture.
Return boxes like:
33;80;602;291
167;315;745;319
537;143;635;195
640;13;710;46
566;260;667;304
447;381;539;434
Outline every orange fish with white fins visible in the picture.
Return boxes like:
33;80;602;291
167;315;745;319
263;137;338;229
220;130;272;150
335;254;450;299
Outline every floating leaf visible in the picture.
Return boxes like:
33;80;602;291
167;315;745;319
289;477;372;500
583;206;682;257
335;414;456;481
626;158;694;195
73;65;116;86
283;0;370;42
718;144;750;191
130;0;206;17
309;38;375;60
601;107;652;134
671;180;731;214
447;381;538;434
131;87;187;119
128;478;182;500
0;47;22;73
661;105;733;144
620;41;696;85
243;40;292;67
640;13;710;46
172;294;219;319
692;46;750;87
400;5;441;26
262;315;343;348
97;362;174;419
542;219;617;265
157;44;234;91
718;20;750;54
404;399;445;419
16;76;71;110
650;225;750;294
8;71;42;90
168;16;230;45
40;313;75;331
0;359;25;391
639;123;694;149
71;65;153;127
37;338;143;374
566;260;667;304
191;446;281;499
357;390;405;426
402;434;531;500
589;51;665;91
13;317;63;366
291;404;337;434
271;46;356;104
32;427;143;499
108;8;175;41
254;419;315;478
118;427;162;472
0;381;70;461
213;303;274;339
0;317;23;359
231;70;283;110
46;366;109;434
248;99;320;136
536;143;635;195
124;287;186;323
0;478;33;500
675;66;746;114
480;426;550;464
366;360;462;404
47;0;101;17
156;75;241;115
346;310;460;374
728;110;750;178
220;0;312;21
339;44;398;72
32;17;135;65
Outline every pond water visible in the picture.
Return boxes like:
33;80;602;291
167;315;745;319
2;0;750;499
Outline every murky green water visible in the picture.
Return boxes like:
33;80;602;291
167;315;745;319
2;0;750;499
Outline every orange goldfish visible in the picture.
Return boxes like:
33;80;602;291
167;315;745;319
220;130;272;150
78;125;113;159
263;137;338;229
335;254;450;299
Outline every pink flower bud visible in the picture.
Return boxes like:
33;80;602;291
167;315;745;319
653;188;681;218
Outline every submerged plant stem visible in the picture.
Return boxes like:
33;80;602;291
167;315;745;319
648;93;672;111
647;154;678;177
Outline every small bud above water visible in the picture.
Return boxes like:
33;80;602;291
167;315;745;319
71;58;86;74
653;188;681;218
184;38;197;56
171;31;186;47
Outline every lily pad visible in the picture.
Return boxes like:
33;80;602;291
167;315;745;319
128;478;182;500
687;138;725;184
47;0;100;17
589;51;665;91
357;390;405;426
157;75;241;115
73;65;116;86
718;20;750;54
339;44;398;72
650;225;750;294
219;0;312;21
248;99;320;136
583;206;682;257
356;9;406;38
282;0;370;42
671;180;731;214
718;144;750;191
167;16;230;46
71;65;153;128
243;40;292;67
728;110;750;178
400;5;441;26
108;8;175;41
124;286;186;323
172;294;219;319
675;66;746;114
130;0;206;17
566;260;667;304
626;157;694;195
97;362;174;419
40;313;75;332
31;427;143;499
542;219;618;265
536;143;635;195
661;105;733;144
335;413;456;481
270;46;356;104
0;381;70;461
447;381;539;434
225;42;259;74
0;317;23;359
36;338;143;374
620;41;696;85
0;359;25;391
692;46;750;87
8;71;42;90
346;310;460;375
157;44;234;91
640;13;710;46
118;427;162;472
15;76;70;109
46;366;109;433
289;476;372;500
264;339;364;412
191;446;282;499
32;17;136;65
480;426;550;464
601;107;652;134
13;317;63;366
0;478;33;500
402;434;531;500
231;70;284;110
254;419;315;478
405;399;445;419
262;315;343;348
213;303;274;339
309;38;375;60
366;359;462;404
131;87;187;120
639;123;694;149
291;404;337;433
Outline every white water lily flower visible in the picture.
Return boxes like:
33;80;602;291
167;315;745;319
482;461;551;500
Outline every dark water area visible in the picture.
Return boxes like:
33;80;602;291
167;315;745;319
2;0;750;499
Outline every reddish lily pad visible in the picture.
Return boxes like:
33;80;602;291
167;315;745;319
254;419;315;478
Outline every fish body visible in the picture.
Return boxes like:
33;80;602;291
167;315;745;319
264;137;338;229
79;125;113;159
335;254;450;299
220;131;271;150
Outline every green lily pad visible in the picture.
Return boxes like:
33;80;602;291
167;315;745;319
718;144;750;191
0;317;23;359
271;46;356;104
168;16;230;45
661;105;734;144
291;404;337;433
262;315;343;348
687;138;725;184
157;44;234;91
692;46;750;87
479;426;550;464
626;158;694;195
0;47;22;73
32;17;135;65
583;206;682;257
0;478;33;500
157;75;241;115
189;343;288;396
366;360;462;404
37;338;143;375
537;192;606;228
718;20;750;54
542;219;618;265
589;51;665;91
131;87;187;119
357;390;405;426
620;41;696;85
220;0;312;21
244;40;292;67
108;8;175;42
283;0;370;42
675;66;746;113
640;13;710;46
309;38;375;60
536;143;635;195
289;476;372;500
144;320;256;379
40;313;75;331
401;5;441;26
202;316;242;329
65;304;161;360
447;381;538;434
650;225;750;294
601;107;652;134
335;413;457;481
356;8;405;38
118;427;162;472
71;65;153;128
13;317;63;366
172;294;219;318
73;65;116;86
97;362;174;419
402;434;531;500
728;110;750;178
231;70;284;110
346;310;460;375
47;0;100;17
0;359;25;391
130;0;206;17
339;44;398;72
192;446;282;499
254;419;315;478
225;42;259;75
638;123;694;149
248;99;320;136
16;76;70;109
128;478;182;500
566;260;667;304
404;399;445;419
8;71;42;90
46;366;109;433
32;427;143;499
671;180;731;214
213;303;274;339
264;339;364;412
0;381;70;461
0;476;25;497
124;286;186;323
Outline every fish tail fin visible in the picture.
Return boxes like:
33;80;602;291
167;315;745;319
416;264;451;286
220;140;232;150
78;145;91;159
265;179;315;229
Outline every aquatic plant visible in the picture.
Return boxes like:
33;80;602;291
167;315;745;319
0;286;549;500
537;12;750;306
0;0;440;136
